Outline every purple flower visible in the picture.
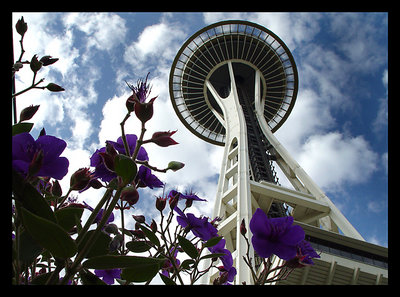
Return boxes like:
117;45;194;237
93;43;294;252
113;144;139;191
249;208;305;260
94;269;121;285
161;247;181;278
174;207;218;241
83;201;114;225
168;190;207;206
12;132;69;180
136;166;163;189
90;134;148;182
174;206;236;284
286;240;321;268
126;73;152;103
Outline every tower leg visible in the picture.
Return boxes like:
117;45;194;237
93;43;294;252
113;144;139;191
206;61;255;284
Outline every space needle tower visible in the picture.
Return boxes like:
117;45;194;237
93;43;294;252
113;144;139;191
169;20;388;285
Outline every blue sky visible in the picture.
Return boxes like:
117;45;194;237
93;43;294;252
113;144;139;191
12;12;388;247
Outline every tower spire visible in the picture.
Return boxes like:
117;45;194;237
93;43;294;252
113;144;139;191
169;20;387;285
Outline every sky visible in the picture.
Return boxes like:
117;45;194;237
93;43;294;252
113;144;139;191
12;12;388;248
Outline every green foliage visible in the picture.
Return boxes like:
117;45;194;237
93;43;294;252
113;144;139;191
20;207;77;259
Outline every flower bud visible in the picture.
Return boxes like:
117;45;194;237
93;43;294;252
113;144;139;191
149;130;178;147
19;105;40;122
134;96;156;123
99;152;115;172
167;161;185;172
150;219;157;233
130;229;145;239
126;94;137;113
30;54;43;73
88;179;103;189
120;186;139;206
70;168;93;191
16;17;27;37
40;55;59;66
132;215;145;224
46;83;65;92
240;218;247;236
104;223;119;235
155;197;167;212
168;192;180;210
51;180;63;197
109;234;124;252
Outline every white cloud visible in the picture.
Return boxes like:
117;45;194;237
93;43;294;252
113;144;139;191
203;12;322;51
373;69;388;134
297;132;378;192
63;13;127;52
123;21;187;73
328;13;388;73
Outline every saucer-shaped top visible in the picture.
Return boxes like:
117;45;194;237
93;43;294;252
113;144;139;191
169;20;298;146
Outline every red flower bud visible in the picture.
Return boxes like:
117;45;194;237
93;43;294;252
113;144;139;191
51;180;63;197
15;17;27;37
168;192;180;210
40;55;59;66
30;55;43;73
150;219;157;233
126;94;137;113
46;83;65;92
149;130;178;147
121;186;139;206
155;196;167;212
132;214;145;223
70;168;93;191
240;218;247;236
134;96;157;123
19;105;40;122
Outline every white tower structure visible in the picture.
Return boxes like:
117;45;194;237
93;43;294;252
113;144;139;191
169;20;388;285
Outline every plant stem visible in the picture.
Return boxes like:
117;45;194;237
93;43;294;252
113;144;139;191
12;78;45;98
76;188;113;245
120;113;131;157
120;205;125;254
131;122;146;161
60;187;123;285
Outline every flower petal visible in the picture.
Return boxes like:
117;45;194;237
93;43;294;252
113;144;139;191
36;135;67;159
249;208;271;237
280;225;305;246
12;132;36;161
39;156;69;180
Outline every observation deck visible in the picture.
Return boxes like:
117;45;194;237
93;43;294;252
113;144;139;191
169;20;298;146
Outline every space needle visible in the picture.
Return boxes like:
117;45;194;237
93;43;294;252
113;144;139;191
169;20;388;285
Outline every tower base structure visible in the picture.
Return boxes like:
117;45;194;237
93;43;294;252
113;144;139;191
202;61;388;285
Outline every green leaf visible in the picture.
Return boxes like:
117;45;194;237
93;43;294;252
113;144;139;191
121;257;165;283
82;255;165;270
159;273;177;285
114;154;137;185
199;253;227;261
180;259;195;270
138;224;160;247
12;169;56;223
77;230;111;258
79;269;107;285
20;207;77;259
17;228;43;267
203;236;223;248
178;235;199;259
126;241;151;253
12;122;34;136
55;207;84;232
